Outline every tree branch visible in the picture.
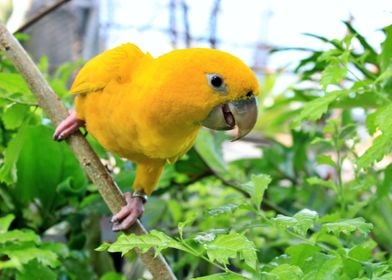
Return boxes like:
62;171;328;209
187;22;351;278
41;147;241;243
14;0;72;34
0;23;176;280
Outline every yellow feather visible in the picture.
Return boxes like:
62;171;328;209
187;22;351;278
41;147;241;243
72;44;259;194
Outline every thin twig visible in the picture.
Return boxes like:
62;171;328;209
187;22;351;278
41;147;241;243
14;0;72;34
209;0;221;48
0;23;177;280
181;0;191;48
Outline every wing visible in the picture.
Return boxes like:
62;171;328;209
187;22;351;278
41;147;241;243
70;43;148;95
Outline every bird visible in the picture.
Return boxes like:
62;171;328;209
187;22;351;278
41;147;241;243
53;43;259;231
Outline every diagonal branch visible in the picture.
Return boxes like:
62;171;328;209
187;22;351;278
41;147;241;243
14;0;72;34
0;23;176;280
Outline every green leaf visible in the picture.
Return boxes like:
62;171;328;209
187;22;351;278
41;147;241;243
358;103;392;168
380;25;392;71
320;61;347;90
302;253;342;280
286;244;321;268
292;90;349;127
307;177;337;191
322;217;373;236
178;213;197;239
16;259;57;280
10;125;86;211
379;164;392;197
1;245;59;268
100;271;126;280
207;203;239;217
316;155;337;168
193;273;248;280
203;232;257;270
0;126;26;184
272;209;318;236
96;230;188;256
2;103;30;130
194;129;228;175
0;229;39;244
250;174;271;208
0;214;15;233
357;132;392;169
268;264;303;280
0;73;31;94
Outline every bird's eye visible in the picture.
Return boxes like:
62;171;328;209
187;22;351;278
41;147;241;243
246;91;253;97
211;75;223;87
207;74;226;92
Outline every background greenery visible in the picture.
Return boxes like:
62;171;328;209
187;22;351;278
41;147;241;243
0;23;392;279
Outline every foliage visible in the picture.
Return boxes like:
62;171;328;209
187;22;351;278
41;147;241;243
1;22;392;279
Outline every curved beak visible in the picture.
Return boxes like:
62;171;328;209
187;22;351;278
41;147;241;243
201;96;258;141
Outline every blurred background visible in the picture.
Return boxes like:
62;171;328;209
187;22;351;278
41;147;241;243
1;0;390;77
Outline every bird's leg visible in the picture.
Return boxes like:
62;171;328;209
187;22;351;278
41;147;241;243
111;192;145;231
53;110;85;141
110;160;163;231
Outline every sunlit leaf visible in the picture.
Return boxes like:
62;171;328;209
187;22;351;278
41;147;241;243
273;209;318;236
203;233;257;270
268;264;303;280
96;230;189;256
322;217;373;236
292;90;349;127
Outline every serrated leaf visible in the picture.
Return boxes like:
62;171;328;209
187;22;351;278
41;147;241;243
359;103;392;168
0;214;15;233
250;174;271;208
320;61;347;90
207;203;239;217
97;230;188;256
0;229;39;244
204;233;257;270
322;217;373;236
293;90;349;127
272;209;318;236
357;131;392;169
2;245;59;268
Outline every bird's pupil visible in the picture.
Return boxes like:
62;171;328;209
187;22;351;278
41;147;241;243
246;91;253;97
211;76;223;88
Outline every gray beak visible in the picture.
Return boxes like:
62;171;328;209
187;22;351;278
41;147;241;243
201;96;258;141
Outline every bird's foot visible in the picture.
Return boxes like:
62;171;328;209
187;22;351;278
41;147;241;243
111;192;145;231
53;111;85;141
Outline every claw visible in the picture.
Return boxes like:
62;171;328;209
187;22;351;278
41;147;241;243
111;192;145;231
53;111;85;141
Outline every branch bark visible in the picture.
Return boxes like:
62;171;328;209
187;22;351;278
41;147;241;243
0;23;176;280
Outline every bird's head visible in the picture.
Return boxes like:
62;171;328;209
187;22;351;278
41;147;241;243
154;48;259;140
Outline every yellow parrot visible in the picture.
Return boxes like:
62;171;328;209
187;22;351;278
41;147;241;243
54;43;259;231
